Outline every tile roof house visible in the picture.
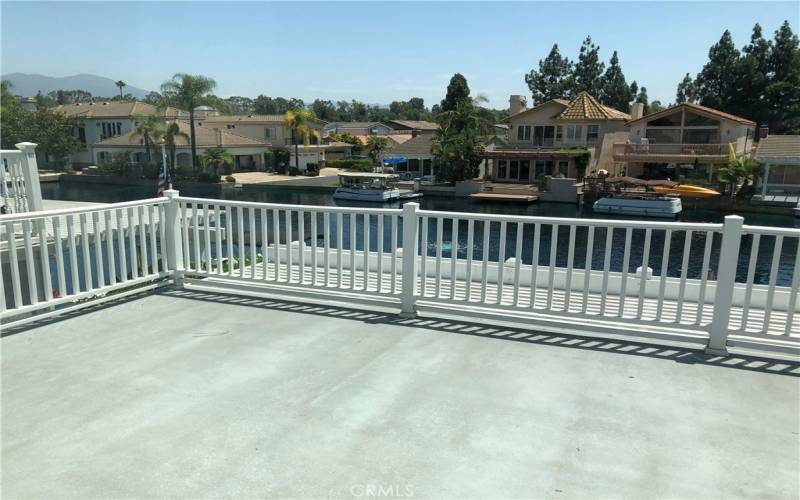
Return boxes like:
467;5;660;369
323;122;392;136
385;133;436;177
485;92;629;183
385;120;440;132
754;135;800;201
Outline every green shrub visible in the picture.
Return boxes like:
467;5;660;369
326;159;374;171
197;172;221;183
225;175;236;183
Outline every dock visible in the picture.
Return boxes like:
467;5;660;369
470;192;538;202
470;182;539;203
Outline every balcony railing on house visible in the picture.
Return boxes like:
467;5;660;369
1;143;44;214
1;192;798;356
612;143;732;162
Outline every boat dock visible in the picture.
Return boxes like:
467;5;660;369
470;183;539;203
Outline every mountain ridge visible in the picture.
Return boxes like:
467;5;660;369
1;73;151;99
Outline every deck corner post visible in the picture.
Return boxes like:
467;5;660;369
706;215;744;355
164;189;184;287
400;202;419;317
14;142;43;213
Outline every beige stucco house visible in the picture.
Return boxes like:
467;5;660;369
613;102;756;181
484;92;630;183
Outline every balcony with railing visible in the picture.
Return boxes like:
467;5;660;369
2;192;799;497
613;142;733;163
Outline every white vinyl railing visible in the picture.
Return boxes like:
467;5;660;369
2;190;798;355
1;143;43;214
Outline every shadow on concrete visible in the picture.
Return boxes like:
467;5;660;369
5;287;798;377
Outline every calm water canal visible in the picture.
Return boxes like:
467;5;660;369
42;181;800;286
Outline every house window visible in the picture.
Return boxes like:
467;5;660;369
587;124;599;144
509;160;519;179
116;122;122;135
556;126;563;142
265;128;273;138
534;160;554;180
227;124;235;129
517;125;531;141
498;160;507;178
566;125;582;142
519;160;530;181
558;160;570;177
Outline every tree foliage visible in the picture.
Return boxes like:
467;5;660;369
525;44;574;104
573;36;605;97
440;73;471;112
432;98;490;183
160;73;217;170
599;50;634;112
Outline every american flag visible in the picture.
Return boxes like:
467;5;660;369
157;163;171;197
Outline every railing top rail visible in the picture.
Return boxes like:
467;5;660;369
0;197;168;222
416;208;724;231
0;150;24;157
177;196;404;215
742;224;800;237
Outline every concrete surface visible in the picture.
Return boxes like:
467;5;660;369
2;290;799;499
232;168;344;186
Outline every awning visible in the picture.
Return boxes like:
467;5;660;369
383;157;408;165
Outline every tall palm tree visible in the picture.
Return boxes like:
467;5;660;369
153;122;189;173
115;80;126;98
131;115;164;163
283;109;320;171
160;73;217;172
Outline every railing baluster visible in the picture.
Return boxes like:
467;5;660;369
420;216;429;297
271;208;279;280
349;213;357;289
324;212;331;286
191;204;200;272
656;229;672;322
238;207;246;278
363;214;370;291
336;213;343;287
564;225;576;312
158;204;166;275
582;226;594;314
260;207;268;280
20;220;38;303
115;211;126;283
53;217;69;293
435;217;443;298
785;241;800;336
180;203;190;269
599;226;613;315
226;206;235;277
137;206;149;276
5;221;23;306
636;229;652;319
617;227;632;318
546;224;559;310
297;210;305;284
695;231;714;325
36;218;53;302
762;235;783;332
451;218;460;301
480;220;490;303
80;213;94;287
148;205;159;275
741;234;760;330
377;214;384;293
285;210;293;282
310;211;318;286
204;204;213;274
90;212;104;287
465;219;474;302
497;221;507;305
675;230;693;322
249;207;257;279
530;223;540;308
391;215;399;294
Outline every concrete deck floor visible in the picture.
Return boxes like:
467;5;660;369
2;289;799;499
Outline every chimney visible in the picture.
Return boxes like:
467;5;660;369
630;102;644;121
509;95;527;115
759;124;769;139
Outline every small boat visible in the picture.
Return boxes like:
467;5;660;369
593;194;682;218
333;173;403;202
653;184;720;198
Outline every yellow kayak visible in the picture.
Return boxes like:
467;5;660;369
654;184;721;198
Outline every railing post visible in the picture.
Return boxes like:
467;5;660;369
706;215;744;355
163;189;184;287
15;142;43;213
400;202;419;317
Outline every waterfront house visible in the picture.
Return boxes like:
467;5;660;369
754;134;800;205
52;101;187;168
384;132;437;177
484;92;630;183
385;119;440;133
613;102;756;181
323;121;393;137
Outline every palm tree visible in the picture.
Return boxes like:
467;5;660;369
160;73;217;172
283;109;320;171
153;122;189;174
365;136;389;170
201;147;234;178
115;80;126;98
132;115;164;163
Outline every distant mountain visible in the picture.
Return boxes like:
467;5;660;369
1;73;151;99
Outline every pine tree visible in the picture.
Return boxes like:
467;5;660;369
765;21;800;133
572;36;605;96
524;44;574;104
599;50;633;111
635;86;650;114
694;30;741;110
733;24;772;126
440;73;471;112
675;73;696;103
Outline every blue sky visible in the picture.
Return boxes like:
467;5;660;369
2;1;798;109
